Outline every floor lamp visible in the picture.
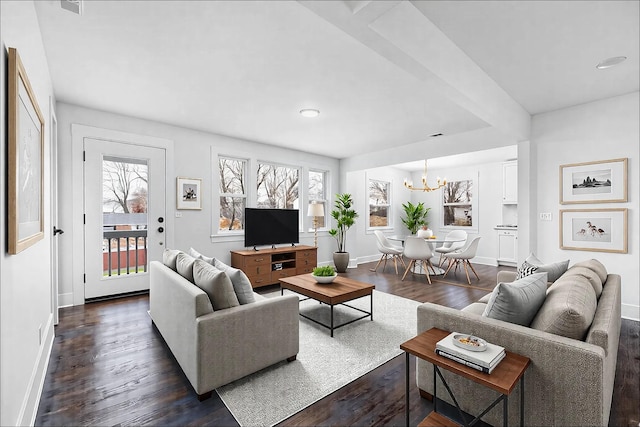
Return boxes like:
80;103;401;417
307;202;324;247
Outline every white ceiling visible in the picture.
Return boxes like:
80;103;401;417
34;1;638;162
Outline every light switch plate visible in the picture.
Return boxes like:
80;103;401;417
540;212;552;221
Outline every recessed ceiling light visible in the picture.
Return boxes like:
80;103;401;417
299;109;320;118
596;56;627;69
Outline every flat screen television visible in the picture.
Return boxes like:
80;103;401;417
244;208;299;248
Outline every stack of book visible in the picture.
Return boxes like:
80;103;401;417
435;332;505;374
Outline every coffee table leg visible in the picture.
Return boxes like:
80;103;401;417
330;305;334;337
405;352;410;427
370;293;374;321
503;395;508;427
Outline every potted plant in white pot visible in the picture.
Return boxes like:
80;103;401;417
401;201;431;235
328;193;358;273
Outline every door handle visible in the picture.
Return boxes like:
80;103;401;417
158;227;164;233
53;226;64;236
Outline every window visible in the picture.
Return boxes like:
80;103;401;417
368;179;390;228
218;157;246;231
443;180;473;227
256;162;299;209
308;170;327;228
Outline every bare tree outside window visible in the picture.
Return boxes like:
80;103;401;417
219;157;246;231
369;179;390;227
443;180;473;226
256;163;299;209
103;160;148;214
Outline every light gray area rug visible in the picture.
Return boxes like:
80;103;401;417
216;289;419;427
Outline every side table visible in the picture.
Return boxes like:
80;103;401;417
400;328;530;427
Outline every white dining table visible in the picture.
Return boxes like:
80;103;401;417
387;235;466;275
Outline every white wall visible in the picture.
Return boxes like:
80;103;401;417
532;92;639;320
0;1;56;425
55;102;341;305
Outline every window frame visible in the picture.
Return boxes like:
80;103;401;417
308;169;329;231
217;155;247;234
367;178;392;230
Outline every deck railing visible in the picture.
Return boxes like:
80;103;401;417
103;229;148;276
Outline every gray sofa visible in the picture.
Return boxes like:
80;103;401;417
416;259;621;426
149;260;299;400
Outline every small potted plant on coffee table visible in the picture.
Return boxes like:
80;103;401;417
312;265;337;284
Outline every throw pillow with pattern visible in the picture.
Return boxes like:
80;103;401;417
516;260;538;279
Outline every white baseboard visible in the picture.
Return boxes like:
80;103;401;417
621;304;640;322
18;313;54;427
58;292;74;308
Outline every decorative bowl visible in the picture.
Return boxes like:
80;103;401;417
312;273;337;284
452;334;487;352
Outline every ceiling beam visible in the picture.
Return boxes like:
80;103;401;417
299;0;531;141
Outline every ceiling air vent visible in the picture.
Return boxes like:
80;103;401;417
61;0;83;15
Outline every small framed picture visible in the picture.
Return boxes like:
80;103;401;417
177;177;202;210
560;208;627;253
559;158;627;204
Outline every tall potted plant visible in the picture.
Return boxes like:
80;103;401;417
401;201;431;234
328;193;358;272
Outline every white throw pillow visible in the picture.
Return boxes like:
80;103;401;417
483;272;548;326
188;247;215;265
176;252;197;283
162;249;182;271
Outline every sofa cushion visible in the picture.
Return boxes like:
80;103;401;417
565;266;603;299
572;259;608;284
193;260;239;310
214;259;256;305
176;252;197;283
188;247;215;265
525;253;570;282
162;249;183;271
462;302;488;315
482;272;548;326
530;274;597;340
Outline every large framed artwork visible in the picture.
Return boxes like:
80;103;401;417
177;177;202;210
559;158;627;204
560;208;627;253
8;48;45;254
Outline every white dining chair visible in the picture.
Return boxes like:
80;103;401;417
442;236;482;285
371;230;406;274
401;236;436;284
434;230;468;267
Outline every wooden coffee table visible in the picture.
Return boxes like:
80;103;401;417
279;274;374;337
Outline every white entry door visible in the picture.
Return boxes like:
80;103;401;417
84;138;166;299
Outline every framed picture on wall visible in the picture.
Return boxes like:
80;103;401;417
559;158;627;204
560;208;627;253
8;47;45;254
177;177;202;210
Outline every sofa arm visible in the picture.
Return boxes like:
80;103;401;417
195;294;299;393
497;270;517;283
416;302;608;426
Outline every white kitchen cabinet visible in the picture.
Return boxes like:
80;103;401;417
502;161;518;204
497;229;518;266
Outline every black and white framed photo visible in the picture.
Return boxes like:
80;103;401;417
560;208;627;253
559;158;627;204
177;177;202;210
8;48;45;254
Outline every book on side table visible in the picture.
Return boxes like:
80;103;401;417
435;332;505;374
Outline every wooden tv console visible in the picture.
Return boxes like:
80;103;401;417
230;245;317;288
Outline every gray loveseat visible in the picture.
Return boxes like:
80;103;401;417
149;259;299;400
416;259;621;426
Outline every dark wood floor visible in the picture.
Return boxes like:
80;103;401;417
35;261;639;426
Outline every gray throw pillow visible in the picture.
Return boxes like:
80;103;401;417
525;253;569;282
193;260;239;310
188;247;215;265
214;259;256;305
176;252;197;283
162;249;182;271
482;272;548;326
